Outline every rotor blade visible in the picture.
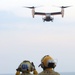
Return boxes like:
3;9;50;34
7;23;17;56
23;5;43;9
53;5;72;8
60;6;71;8
23;6;36;9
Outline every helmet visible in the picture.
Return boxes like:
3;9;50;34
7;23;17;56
39;55;56;70
16;60;35;72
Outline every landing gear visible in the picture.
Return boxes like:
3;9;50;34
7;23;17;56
50;17;54;22
42;18;45;22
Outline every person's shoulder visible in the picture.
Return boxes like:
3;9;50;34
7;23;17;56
54;71;60;75
38;71;45;75
21;73;33;75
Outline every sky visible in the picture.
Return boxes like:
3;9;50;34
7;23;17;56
0;0;75;74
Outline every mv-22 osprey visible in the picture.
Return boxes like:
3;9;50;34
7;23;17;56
24;6;70;22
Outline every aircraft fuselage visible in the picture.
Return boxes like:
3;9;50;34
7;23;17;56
43;16;53;22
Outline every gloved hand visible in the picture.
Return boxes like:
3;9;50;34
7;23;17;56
31;62;38;74
31;62;35;70
15;71;20;75
16;67;21;72
33;69;38;75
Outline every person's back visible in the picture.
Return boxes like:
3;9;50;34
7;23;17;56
38;55;60;75
39;69;60;75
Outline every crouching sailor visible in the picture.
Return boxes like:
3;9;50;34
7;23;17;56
16;60;38;75
38;55;60;75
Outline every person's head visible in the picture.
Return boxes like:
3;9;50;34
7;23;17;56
16;60;35;73
39;55;56;70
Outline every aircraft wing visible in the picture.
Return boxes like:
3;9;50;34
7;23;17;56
34;12;62;16
50;12;61;15
35;12;46;15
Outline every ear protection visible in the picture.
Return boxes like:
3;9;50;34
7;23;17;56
47;60;56;68
30;62;35;71
40;55;56;69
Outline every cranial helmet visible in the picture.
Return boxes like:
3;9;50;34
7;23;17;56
16;60;35;72
39;55;56;70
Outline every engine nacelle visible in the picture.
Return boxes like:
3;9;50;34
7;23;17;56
61;8;64;18
32;9;35;18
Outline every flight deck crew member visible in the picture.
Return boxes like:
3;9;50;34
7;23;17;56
16;60;38;75
38;55;60;75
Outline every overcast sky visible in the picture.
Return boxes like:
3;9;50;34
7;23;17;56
0;0;75;74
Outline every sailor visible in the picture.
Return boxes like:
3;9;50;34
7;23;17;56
16;60;38;75
38;55;60;75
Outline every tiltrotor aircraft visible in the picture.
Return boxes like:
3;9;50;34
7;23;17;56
24;6;71;22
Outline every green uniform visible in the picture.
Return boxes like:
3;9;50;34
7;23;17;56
38;70;60;75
